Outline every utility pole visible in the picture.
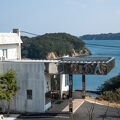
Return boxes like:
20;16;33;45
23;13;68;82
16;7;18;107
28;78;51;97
82;73;86;99
69;74;74;120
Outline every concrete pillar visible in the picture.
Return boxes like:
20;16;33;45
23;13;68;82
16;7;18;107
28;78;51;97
82;73;86;99
16;43;21;60
13;29;21;60
19;43;21;60
60;74;66;99
69;74;73;113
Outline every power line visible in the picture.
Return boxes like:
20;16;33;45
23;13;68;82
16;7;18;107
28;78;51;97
21;30;39;36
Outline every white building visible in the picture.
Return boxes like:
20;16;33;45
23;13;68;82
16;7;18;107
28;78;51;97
0;29;68;113
0;29;22;60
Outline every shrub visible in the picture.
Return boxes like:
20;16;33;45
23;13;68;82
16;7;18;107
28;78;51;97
100;88;120;103
98;74;120;92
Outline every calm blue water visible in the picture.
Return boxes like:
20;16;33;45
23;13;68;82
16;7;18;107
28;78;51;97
73;40;120;91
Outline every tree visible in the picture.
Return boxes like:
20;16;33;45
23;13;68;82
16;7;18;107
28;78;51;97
97;74;120;103
98;74;120;92
0;70;18;114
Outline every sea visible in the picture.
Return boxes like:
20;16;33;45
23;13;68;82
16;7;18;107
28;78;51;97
73;40;120;92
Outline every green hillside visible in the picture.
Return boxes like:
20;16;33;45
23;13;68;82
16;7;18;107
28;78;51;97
21;33;86;59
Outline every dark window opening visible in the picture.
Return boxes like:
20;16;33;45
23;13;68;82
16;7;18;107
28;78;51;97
27;90;32;100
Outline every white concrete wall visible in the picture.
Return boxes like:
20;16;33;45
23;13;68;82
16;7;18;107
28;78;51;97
0;61;47;113
60;74;69;98
48;63;58;74
0;44;21;60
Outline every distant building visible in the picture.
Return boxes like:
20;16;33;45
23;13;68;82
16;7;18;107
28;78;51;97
0;29;22;60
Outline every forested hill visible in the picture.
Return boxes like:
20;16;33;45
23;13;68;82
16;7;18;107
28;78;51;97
21;33;90;59
79;33;120;40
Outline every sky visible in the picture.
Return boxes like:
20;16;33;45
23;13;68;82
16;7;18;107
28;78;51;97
0;0;120;36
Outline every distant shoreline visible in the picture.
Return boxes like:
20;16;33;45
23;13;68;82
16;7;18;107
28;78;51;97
75;89;101;95
82;39;120;40
79;33;120;40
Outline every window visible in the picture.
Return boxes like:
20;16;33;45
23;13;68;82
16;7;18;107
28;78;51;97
2;49;7;58
27;90;32;100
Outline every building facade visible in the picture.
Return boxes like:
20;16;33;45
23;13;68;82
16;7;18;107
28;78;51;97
0;29;22;60
0;29;68;113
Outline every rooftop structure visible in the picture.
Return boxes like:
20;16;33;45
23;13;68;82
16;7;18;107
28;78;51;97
0;29;22;60
6;57;114;63
44;57;115;75
60;57;114;63
0;33;22;45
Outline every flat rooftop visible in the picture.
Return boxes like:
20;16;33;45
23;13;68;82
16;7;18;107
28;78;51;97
0;57;115;64
60;57;114;63
0;57;115;75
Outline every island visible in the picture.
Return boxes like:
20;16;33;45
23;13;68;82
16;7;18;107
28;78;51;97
79;33;120;40
21;33;91;59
